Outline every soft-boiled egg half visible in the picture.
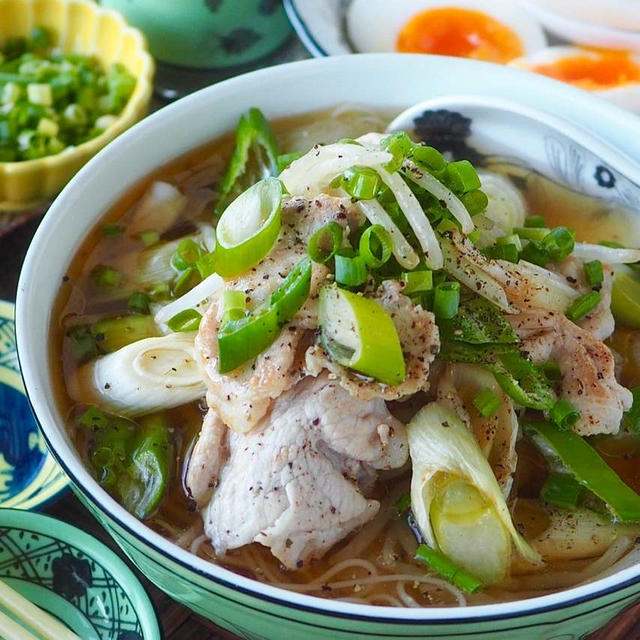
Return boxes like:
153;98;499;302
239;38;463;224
511;47;640;114
347;0;546;64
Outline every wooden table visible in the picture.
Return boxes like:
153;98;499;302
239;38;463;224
3;212;639;640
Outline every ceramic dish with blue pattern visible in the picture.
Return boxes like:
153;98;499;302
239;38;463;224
0;300;68;510
0;508;160;639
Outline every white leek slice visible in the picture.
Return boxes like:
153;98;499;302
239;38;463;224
573;243;640;264
279;143;392;197
154;272;224;330
478;171;527;235
71;333;206;417
128;181;186;236
357;199;419;270
403;160;474;234
408;402;542;583
215;177;282;278
377;165;443;269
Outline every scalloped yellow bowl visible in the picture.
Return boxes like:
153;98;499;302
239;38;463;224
0;0;154;213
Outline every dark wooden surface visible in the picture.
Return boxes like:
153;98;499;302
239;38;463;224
3;207;640;640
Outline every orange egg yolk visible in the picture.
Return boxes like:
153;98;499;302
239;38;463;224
396;7;524;64
531;51;640;90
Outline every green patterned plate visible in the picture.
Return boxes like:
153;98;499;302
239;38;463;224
0;300;69;509
0;509;160;639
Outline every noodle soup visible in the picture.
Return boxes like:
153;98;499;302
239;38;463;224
53;105;640;608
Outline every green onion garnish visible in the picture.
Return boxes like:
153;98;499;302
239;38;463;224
540;226;575;261
460;189;488;216
519;240;548;267
173;267;201;297
167;308;202;333
342;166;381;200
221;290;247;324
487;243;519;263
413;145;446;173
472;388;501;417
79;406;109;430
91;265;121;290
550;398;580;430
566;290;601;322
514;227;550;242
584;259;604;286
395;493;412;515
541;360;562;381
524;215;546;228
139;231;160;247
541;473;584;510
433;281;460;320
415;544;483;594
358;224;392;268
334;254;368;287
308;221;343;264
128;291;150;315
445;160;481;194
171;238;202;271
400;270;433;295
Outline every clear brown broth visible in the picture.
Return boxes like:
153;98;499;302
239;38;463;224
51;106;640;606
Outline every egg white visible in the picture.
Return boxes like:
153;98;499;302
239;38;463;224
347;0;547;59
511;46;640;115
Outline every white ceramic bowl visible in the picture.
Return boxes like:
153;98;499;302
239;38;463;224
15;54;640;640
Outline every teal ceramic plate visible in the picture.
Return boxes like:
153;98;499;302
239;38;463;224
0;300;68;509
0;509;160;639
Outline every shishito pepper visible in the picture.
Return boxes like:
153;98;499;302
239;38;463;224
217;257;312;373
524;420;640;522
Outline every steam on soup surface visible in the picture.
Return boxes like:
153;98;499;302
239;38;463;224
53;105;640;607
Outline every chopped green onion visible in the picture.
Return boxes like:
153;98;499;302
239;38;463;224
623;387;640;434
91;315;157;353
276;151;301;173
359;224;392;268
167;308;202;333
436;218;459;234
217;258;312;373
541;473;584;510
149;282;171;301
221;290;247;324
196;252;217;279
524;420;640;522
445;160;481;194
91;265;121;290
26;83;52;106
514;227;551;242
472;388;501;417
524;215;546;228
486;242;519;263
381;131;414;172
496;234;523;251
611;269;640;329
308;221;343;264
433;281;460;320
550;398;580;430
518;240;548;267
342;166;381;200
102;223;123;237
415;544;483;594
173;267;201;297
334;254;368;287
128;291;150;315
460;189;488;216
395;492;411;515
139;231;160;247
413;144;446;173
540;226;575;261
79;406;109;430
584;260;604;286
171;238;202;271
66;325;97;362
541;360;562;381
400;270;433;295
566;290;601;322
439;298;519;345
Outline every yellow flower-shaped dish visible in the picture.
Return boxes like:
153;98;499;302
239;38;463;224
0;0;154;213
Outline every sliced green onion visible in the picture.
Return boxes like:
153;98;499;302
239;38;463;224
318;283;405;385
540;226;575;261
79;406;109;430
436;218;459;234
541;360;562;381
514;227;551;242
381;131;414;173
66;325;97;362
415;544;483;594
149;282;171;301
472;388;501;417
584;259;604;286
217;258;312;373
167;308;202;333
91;315;157;353
541;474;584;510
460;189;489;216
524;420;640;522
91;265;121;291
550;398;580;430
623;388;640;434
171;238;202;271
519;240;548;267
196;252;217;280
413;145;446;173
334;254;368;287
395;492;411;515
139;231;160;247
214;177;282;278
566;290;601;322
359;224;392;268
173;267;201;297
496;234;523;251
486;243;519;263
221;290;247;324
342;166;381;200
276;151;301;173
400;270;433;295
308;221;343;264
524;215;546;228
433;281;460;320
445;160;481;194
128;291;150;315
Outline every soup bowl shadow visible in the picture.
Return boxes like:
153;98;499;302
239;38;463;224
15;54;640;640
